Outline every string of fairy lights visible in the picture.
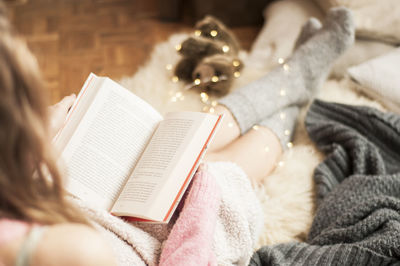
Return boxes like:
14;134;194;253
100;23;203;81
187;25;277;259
165;29;294;167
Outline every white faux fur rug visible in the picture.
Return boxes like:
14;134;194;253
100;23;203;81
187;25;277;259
119;33;385;247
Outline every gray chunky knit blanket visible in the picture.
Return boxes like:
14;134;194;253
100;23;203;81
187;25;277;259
250;100;400;266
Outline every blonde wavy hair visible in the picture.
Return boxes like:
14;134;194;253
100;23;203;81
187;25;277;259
0;3;88;225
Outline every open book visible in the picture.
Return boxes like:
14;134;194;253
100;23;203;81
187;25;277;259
54;73;222;223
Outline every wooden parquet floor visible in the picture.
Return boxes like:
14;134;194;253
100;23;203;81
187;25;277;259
6;0;260;103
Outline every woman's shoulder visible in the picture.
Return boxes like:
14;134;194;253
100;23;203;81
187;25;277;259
32;223;117;266
0;221;117;266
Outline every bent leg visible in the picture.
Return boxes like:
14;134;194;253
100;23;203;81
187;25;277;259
205;125;282;184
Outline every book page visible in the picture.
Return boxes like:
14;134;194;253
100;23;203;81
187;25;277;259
58;76;163;210
54;73;104;150
111;112;221;221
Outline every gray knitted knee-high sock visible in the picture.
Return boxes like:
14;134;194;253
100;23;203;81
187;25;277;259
257;18;321;150
219;7;354;135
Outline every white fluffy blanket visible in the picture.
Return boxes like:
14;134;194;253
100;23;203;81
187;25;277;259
118;0;393;247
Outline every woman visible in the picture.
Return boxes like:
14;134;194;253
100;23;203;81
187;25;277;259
0;1;354;265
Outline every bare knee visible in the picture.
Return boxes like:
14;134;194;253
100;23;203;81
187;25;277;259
206;105;241;152
204;126;283;184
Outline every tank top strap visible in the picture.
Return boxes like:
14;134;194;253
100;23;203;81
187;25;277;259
15;226;47;266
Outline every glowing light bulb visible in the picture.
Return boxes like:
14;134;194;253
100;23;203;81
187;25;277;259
175;44;182;51
210;30;218;37
222;45;230;53
211;76;219;82
194;78;201;85
200;92;209;103
194;30;201;36
172;76;179;82
233;60;240;67
234;71;240;78
283;63;290;71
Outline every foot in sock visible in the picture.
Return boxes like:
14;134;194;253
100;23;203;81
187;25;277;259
294;17;322;49
219;7;355;135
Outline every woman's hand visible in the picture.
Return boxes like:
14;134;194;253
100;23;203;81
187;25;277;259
48;94;76;138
